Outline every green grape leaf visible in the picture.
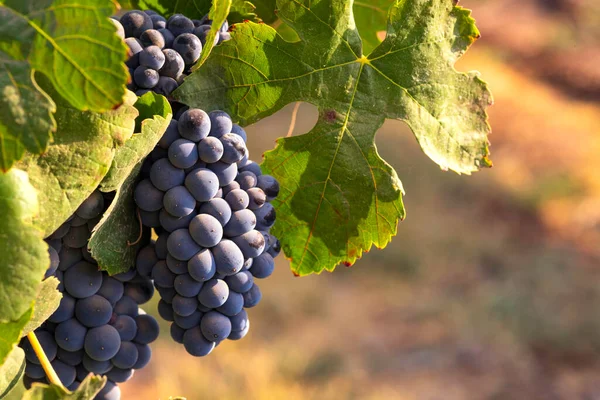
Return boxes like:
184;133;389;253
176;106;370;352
21;277;61;337
22;374;106;400
354;0;391;54
0;0;128;171
89;92;172;275
229;0;257;23
17;77;138;238
194;0;232;70
174;0;492;275
250;0;277;23
0;308;33;367
0;345;25;399
0;169;47;322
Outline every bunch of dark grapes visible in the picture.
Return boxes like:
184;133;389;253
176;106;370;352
111;9;230;97
133;107;281;356
20;191;159;400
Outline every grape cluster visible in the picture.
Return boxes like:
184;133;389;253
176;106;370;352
112;9;230;97
134;107;281;356
20;191;159;400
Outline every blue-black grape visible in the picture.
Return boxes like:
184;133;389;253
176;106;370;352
76;191;104;219
64;261;103;298
174;310;203;329
75;295;113;327
239;160;262;177
172;33;202;65
220;133;247;163
134;314;160;344
197;279;229;308
155;232;169;259
200;311;231;341
257;175;280;201
152;260;176;287
231;124;247;142
254;202;276;230
51;360;76;387
62;225;89;248
55;319;87;352
174;273;203;297
224;271;253;293
167;14;195;36
151;14;167;29
156;285;176;304
225;189;249;211
208;161;237;187
189;214;223;247
167;229;202;261
139;45;165;70
121;10;153;38
168;138;198;169
249;253;275;279
135;245;158;278
23;331;57;364
172;295;199;317
236;171;257;190
158;299;175;321
197;136;224;163
124;279;155;304
154;76;179;96
25;362;45;379
133;343;152;369
223;209;256;237
198;198;231;226
242;283;262;308
134;179;164;212
150;158;185;191
114;296;139;317
56;348;84;367
188;249;216;282
82;353;113;374
170;323;186;344
246;187;266;210
140;29;165;48
84;325;121;361
112;342;139;369
158;119;180;149
111;315;137;341
125;37;143;68
159;208;197;232
134;66;160;88
183;326;215;356
178;109;211;142
166;253;188;274
222;180;240;196
216;291;244;316
160;49;185;80
106;367;134;383
184;168;219;201
94;380;121;400
211;240;244;276
58;245;83;271
208;110;233;138
139;209;160;227
163;185;196;217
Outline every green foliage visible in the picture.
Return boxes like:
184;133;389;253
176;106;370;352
17;80;138;238
354;0;390;53
21;277;61;337
194;0;232;69
250;0;277;23
0;309;32;367
0;0;128;170
0;169;47;322
0;346;25;399
229;0;257;23
89;92;172;275
173;0;492;275
130;0;211;19
21;374;106;400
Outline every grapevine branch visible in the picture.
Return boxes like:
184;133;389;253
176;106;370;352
286;102;301;137
27;331;65;390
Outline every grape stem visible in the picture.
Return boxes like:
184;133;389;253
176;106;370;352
286;102;300;137
26;331;66;390
127;208;143;246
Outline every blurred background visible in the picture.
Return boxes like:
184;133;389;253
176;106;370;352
121;1;600;399
13;0;600;398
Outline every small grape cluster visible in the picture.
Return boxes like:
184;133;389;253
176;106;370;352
112;9;230;97
20;191;159;400
133;107;281;357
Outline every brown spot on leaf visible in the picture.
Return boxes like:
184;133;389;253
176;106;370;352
323;110;337;122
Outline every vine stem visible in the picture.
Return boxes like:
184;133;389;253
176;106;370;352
286;102;301;137
27;331;66;390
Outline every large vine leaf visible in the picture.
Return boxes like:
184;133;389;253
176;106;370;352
129;0;211;19
194;0;232;70
0;169;47;322
89;92;172;275
22;374;106;400
174;0;492;275
17;77;138;238
353;0;391;53
21;277;61;337
0;0;129;171
0;346;25;399
229;0;257;23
